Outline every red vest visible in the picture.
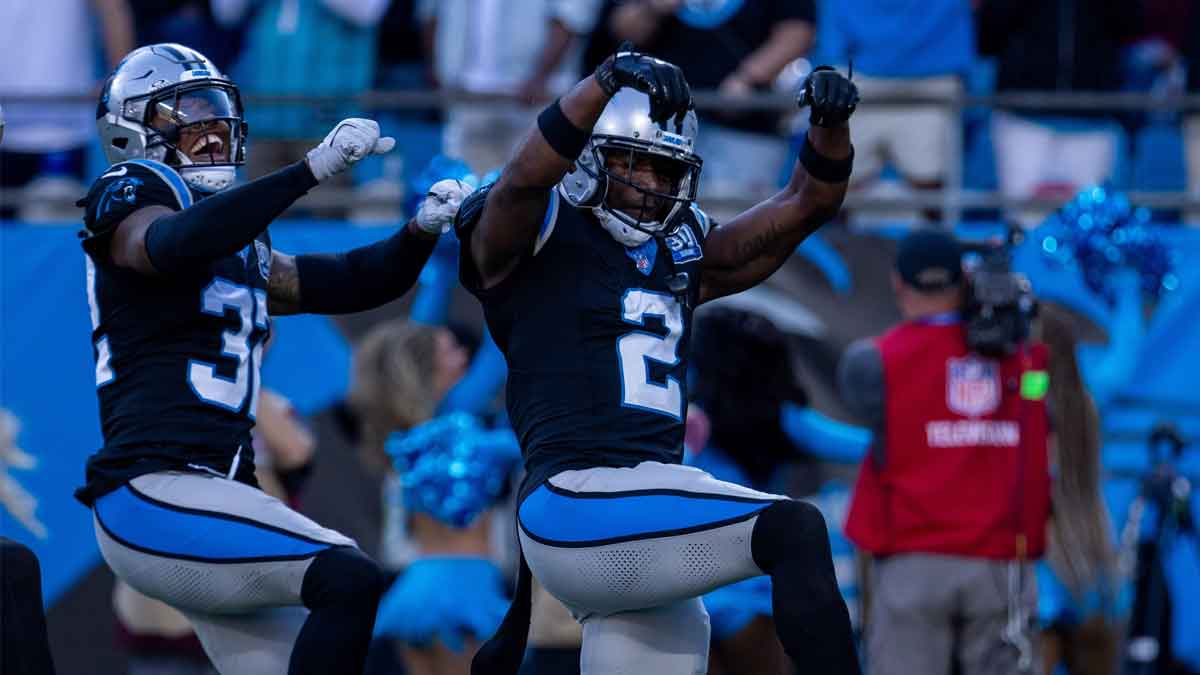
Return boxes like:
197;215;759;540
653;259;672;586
844;320;1051;560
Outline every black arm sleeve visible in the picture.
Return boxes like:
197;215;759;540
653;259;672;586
144;161;318;272
294;224;437;315
837;338;885;425
838;338;886;466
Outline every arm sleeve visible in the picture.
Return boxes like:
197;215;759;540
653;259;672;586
781;402;870;464
772;0;816;24
837;338;885;427
1084;271;1145;410
549;0;602;34
144;161;319;273
294;225;438;315
436;329;508;416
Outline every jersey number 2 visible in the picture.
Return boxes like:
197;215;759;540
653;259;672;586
188;279;268;416
618;290;683;419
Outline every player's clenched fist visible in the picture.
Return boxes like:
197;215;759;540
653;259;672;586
414;179;474;235
797;66;859;128
306;118;396;182
594;41;691;126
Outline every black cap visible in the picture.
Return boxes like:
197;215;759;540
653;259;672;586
896;229;963;291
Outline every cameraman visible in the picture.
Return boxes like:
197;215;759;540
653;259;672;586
838;229;1052;675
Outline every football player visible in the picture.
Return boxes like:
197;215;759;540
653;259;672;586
75;44;470;675
459;44;861;673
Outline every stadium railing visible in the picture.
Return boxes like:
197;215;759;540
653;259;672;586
4;90;1200;223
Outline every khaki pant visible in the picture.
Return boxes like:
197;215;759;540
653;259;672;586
867;553;1041;675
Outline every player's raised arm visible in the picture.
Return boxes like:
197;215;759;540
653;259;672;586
468;43;692;289
266;179;472;315
98;119;393;277
697;67;858;304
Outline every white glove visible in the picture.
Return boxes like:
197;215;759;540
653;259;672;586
414;179;474;235
305;118;396;182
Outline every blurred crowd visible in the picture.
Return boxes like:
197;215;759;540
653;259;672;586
2;2;1198;675
4;0;1200;226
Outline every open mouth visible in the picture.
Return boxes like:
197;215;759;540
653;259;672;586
189;133;225;158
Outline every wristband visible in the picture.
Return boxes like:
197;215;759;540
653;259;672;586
537;100;591;161
799;134;854;183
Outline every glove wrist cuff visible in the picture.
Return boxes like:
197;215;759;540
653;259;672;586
594;59;619;97
305;147;335;183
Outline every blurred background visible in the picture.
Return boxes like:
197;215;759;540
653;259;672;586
1;0;1199;674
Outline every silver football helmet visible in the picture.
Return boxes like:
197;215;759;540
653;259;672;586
560;89;702;246
97;44;246;193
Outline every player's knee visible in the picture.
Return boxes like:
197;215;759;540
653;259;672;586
301;546;385;611
581;600;710;674
751;499;830;573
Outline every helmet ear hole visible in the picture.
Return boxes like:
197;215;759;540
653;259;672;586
112;137;128;149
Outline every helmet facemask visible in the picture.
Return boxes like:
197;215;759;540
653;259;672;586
581;138;701;246
142;82;247;193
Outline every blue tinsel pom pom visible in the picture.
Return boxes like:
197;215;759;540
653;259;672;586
1039;185;1178;303
386;413;520;528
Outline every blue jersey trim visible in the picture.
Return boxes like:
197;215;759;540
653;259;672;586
518;482;773;546
94;485;331;562
126;159;193;210
689;204;711;236
534;189;560;255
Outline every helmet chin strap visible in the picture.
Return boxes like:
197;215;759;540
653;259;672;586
593;206;658;247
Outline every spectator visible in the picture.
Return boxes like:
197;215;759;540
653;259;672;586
212;0;388;182
1036;305;1120;675
372;414;521;675
839;230;1052;675
977;0;1141;226
352;0;440;224
0;0;133;221
301;318;470;568
609;0;815;199
820;0;975;222
418;0;602;175
127;1;247;72
1183;2;1200;222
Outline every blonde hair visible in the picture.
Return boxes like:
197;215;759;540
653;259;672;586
347;319;441;467
1039;304;1117;600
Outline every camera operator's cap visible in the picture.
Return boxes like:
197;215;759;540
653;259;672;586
896;229;963;291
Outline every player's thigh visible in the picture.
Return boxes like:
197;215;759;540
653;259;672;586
184;606;307;675
1185;115;1200;196
93;471;355;613
1052;127;1117;187
889;106;953;185
580;598;709;675
518;461;785;618
865;554;957;675
991;112;1054;198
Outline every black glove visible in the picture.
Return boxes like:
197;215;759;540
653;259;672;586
595;41;692;127
797;66;859;128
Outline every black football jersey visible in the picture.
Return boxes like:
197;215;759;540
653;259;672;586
458;187;713;495
76;160;272;504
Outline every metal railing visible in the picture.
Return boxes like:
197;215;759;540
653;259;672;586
4;90;1200;222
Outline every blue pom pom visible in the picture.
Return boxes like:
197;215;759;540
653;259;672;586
1039;185;1178;303
385;413;520;528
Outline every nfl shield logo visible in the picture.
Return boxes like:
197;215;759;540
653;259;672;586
946;357;1000;417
